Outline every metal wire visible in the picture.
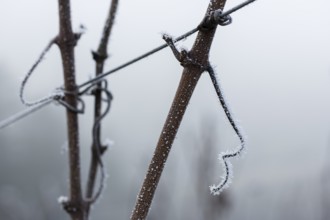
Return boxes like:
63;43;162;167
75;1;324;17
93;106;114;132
0;0;257;131
0;100;53;130
77;28;199;89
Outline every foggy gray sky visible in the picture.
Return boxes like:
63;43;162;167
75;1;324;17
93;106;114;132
0;0;330;219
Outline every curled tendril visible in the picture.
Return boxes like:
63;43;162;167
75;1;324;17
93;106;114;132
162;30;246;195
84;80;113;204
19;38;63;107
207;65;246;195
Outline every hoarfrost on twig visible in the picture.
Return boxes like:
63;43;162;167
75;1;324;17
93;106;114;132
57;196;68;204
103;138;114;149
207;64;247;195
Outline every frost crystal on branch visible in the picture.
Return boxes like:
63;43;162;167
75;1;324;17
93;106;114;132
57;196;68;204
103;138;115;149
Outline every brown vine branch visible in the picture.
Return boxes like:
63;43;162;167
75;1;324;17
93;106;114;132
56;0;85;219
130;0;227;219
85;0;119;216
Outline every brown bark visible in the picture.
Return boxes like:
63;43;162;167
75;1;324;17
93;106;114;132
131;0;227;219
56;0;85;219
85;0;119;216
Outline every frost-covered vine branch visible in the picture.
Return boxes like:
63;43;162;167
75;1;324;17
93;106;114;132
130;0;228;219
56;0;85;219
85;0;118;215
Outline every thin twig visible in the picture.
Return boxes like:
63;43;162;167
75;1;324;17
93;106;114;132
130;1;228;219
88;87;113;201
83;84;113;205
56;0;85;219
85;0;119;216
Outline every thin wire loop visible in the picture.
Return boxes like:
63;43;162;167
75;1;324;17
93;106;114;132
55;95;85;114
19;38;63;107
18;36;87;114
213;10;232;26
199;0;256;30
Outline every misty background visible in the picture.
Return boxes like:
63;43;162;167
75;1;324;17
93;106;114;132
1;0;330;219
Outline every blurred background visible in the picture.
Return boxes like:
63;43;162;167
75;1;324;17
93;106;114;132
1;0;330;219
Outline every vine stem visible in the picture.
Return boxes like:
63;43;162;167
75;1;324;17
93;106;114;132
56;0;85;219
85;0;119;216
131;0;228;219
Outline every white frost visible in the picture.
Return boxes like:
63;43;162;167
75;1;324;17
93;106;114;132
57;196;68;204
103;138;114;149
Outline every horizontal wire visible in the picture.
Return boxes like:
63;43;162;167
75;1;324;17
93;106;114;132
0;100;52;130
221;0;256;17
0;0;257;131
77;27;199;89
78;0;257;89
0;29;198;131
